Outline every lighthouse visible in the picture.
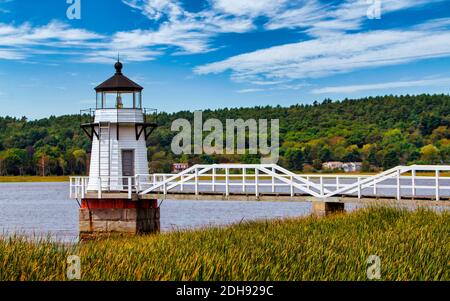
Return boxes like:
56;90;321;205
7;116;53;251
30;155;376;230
85;60;151;191
78;60;159;238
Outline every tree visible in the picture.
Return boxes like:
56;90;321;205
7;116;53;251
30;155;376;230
72;149;87;175
382;150;400;169
0;148;29;175
312;159;322;170
285;148;304;171
318;147;332;162
431;126;449;142
343;145;361;162
420;144;440;164
439;143;450;163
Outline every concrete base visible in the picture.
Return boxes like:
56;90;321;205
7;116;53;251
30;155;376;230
79;198;159;240
311;199;345;217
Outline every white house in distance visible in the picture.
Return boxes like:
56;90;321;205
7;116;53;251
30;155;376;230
322;161;363;172
172;163;189;173
82;61;156;191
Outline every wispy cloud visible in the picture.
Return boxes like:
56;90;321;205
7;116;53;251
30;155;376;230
116;0;254;60
0;0;13;13
236;88;264;94
311;77;450;94
195;19;450;84
0;0;448;73
0;21;104;61
237;82;310;93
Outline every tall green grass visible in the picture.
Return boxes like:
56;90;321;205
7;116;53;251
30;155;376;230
0;207;448;281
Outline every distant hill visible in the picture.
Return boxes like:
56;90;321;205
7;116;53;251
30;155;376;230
0;94;449;175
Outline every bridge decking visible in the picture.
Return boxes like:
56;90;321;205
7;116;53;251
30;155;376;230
82;191;450;207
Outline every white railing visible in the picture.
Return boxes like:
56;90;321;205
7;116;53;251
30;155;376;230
69;176;137;199
69;164;450;201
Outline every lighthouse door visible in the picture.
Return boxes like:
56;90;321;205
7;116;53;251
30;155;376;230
122;150;135;187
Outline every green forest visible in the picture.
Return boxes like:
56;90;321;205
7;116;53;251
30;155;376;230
0;94;449;176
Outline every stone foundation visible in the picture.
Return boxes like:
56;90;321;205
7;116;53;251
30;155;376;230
79;199;159;239
311;199;345;217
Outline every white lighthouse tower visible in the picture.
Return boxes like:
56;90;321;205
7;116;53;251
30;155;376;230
83;60;155;191
76;60;159;238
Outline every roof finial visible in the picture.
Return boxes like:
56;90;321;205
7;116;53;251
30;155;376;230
114;53;123;74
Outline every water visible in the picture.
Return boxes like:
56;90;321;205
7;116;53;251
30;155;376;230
1;182;355;242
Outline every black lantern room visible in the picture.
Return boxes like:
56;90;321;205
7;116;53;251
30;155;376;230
95;61;143;109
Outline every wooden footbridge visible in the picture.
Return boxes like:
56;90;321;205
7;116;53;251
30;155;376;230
70;164;450;205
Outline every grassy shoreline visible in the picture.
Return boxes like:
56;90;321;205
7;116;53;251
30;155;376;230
0;176;70;183
1;171;448;183
0;207;448;281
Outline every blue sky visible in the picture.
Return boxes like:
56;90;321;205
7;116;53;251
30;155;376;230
0;0;449;119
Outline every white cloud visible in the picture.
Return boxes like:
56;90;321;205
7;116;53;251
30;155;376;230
236;88;264;93
0;21;102;47
212;0;288;17
0;21;105;61
195;21;450;84
0;48;25;60
0;0;448;69
82;49;160;63
311;77;450;94
0;0;12;13
266;0;445;36
236;82;309;93
118;0;254;57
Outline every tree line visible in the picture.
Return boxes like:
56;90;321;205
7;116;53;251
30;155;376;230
0;94;449;176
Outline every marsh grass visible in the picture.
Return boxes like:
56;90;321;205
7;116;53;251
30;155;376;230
0;207;448;281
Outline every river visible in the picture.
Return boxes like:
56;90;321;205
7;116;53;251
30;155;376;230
0;182;362;242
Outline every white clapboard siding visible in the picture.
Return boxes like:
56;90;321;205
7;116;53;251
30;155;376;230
87;111;149;192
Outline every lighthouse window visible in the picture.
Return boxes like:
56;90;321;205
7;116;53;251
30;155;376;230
96;92;102;109
95;90;142;109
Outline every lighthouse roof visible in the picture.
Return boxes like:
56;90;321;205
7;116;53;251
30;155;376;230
95;61;143;92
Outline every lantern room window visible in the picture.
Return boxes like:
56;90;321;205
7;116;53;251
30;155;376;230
96;91;142;109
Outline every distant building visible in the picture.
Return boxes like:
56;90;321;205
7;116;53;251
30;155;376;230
322;161;362;172
172;163;189;173
342;162;363;173
322;161;344;170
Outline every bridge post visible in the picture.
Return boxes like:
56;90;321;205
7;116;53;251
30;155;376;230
242;168;246;192
436;170;440;201
271;167;275;193
373;179;377;196
195;169;199;195
212;168;216;192
290;176;294;197
255;168;259;197
310;198;345;217
225;168;229;196
357;177;361;199
320;176;324;196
